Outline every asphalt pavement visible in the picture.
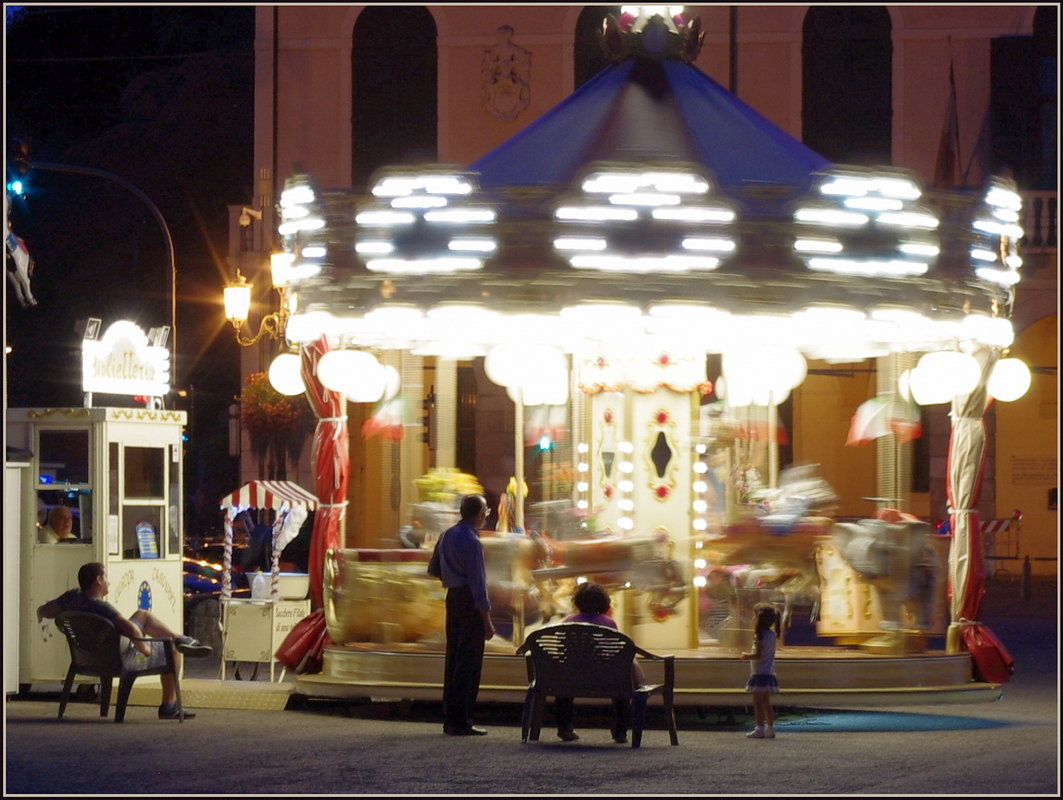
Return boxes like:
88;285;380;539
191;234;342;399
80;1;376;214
4;575;1057;796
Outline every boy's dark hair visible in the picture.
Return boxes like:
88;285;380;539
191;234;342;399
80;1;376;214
78;562;105;591
573;582;611;615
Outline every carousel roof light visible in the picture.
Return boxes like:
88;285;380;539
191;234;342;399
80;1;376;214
960;313;1014;348
793;166;942;278
372;173;474;197
909;350;981;405
555;163;736;273
426;303;501;322
969;177;1024;287
364;257;484;274
423;208;495;223
317;349;388;402
651;205;735;222
355;210;416;226
794;207;869;226
556;205;638;221
355;168;497;275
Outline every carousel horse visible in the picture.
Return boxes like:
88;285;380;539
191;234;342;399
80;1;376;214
830;517;938;630
5;226;36;308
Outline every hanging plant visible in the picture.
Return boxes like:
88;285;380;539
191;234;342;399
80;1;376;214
240;371;315;477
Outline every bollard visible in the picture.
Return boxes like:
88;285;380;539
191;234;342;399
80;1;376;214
1020;555;1031;601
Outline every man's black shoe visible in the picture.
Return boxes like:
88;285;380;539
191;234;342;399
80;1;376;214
444;725;487;736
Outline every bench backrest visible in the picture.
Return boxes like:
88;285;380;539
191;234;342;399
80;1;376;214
520;622;636;697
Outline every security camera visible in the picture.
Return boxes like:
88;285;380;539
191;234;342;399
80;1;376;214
239;207;263;228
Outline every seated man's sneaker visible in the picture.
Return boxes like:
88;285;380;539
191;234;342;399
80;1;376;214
175;636;212;657
158;704;195;720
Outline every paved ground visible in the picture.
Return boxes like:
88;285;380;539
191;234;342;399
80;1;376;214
5;576;1057;796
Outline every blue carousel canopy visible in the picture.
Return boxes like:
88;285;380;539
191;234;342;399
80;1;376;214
468;57;831;215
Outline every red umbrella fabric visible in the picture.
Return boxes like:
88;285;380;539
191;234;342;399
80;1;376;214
301;336;349;610
946;346;1014;682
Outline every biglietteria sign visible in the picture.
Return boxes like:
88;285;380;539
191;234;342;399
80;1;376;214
82;320;170;396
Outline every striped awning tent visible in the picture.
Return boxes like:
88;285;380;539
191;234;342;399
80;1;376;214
218;480;319;602
220;480;318;511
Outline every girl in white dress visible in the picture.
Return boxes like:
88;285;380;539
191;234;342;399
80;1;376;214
741;602;781;738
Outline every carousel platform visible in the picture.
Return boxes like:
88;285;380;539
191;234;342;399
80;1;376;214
292;641;1003;709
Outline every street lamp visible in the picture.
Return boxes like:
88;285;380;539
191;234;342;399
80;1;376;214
223;255;293;347
224;256;304;395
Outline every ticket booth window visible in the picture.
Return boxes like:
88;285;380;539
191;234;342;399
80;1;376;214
38;430;90;484
119;445;168;559
36;428;93;543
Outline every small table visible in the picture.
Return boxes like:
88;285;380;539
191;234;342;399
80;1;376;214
220;597;311;682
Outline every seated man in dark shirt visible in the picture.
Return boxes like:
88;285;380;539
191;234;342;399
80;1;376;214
37;562;211;720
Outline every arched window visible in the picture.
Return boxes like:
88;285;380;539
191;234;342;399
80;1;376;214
351;7;437;191
574;6;620;88
802;7;892;165
1033;7;1057;190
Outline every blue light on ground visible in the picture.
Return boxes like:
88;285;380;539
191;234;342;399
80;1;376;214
778;710;1012;732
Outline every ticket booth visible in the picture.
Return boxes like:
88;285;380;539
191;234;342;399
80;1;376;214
7;320;187;689
8;407;187;689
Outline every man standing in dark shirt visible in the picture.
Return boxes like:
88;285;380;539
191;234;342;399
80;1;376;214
428;494;494;736
37;562;212;719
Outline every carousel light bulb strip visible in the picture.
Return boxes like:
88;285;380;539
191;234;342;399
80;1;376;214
616;440;635;531
692;448;709;533
576;442;590;514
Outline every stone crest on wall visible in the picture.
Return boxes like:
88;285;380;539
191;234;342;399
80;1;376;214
481;25;531;121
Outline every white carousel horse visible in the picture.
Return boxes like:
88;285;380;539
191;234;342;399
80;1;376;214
6;228;37;308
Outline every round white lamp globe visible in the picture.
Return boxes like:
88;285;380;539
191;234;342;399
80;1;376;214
987;357;1032;402
268;353;306;396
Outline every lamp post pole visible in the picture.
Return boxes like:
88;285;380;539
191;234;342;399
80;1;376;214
29;161;178;386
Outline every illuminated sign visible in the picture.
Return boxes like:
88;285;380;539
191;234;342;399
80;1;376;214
82;320;171;397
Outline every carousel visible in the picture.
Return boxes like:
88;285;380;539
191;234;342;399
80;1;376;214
235;8;1024;706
